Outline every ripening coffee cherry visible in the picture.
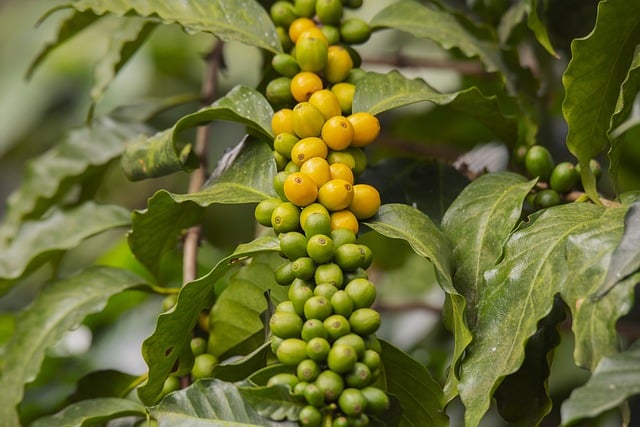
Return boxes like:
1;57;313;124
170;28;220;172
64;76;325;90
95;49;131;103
309;89;343;121
331;82;355;116
362;349;381;372
276;300;296;314
291;73;324;104
324;45;354;84
347;147;368;176
191;353;218;379
318;179;354;211
288;18;316;42
333;416;350;427
296;35;328;73
330;209;359;234
300;203;330;229
550;162;578;193
307;233;335;263
273;171;290;201
338;388;368;416
272;53;301;78
274;132;299;160
315;369;345;401
321;25;341;45
329;161;355;184
348;112;380;147
279;231;308;260
276;338;308;365
293;104;327;138
322;116;354;151
284;172;318;207
348;184;381;220
159;375;180;398
272;108;295;135
331;227;357;247
271;201;301;233
254;197;282;227
303;212;333;237
270;311;303;339
300;157;332;188
524;145;555;181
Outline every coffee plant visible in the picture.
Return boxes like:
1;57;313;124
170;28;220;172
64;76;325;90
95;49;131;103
1;0;640;425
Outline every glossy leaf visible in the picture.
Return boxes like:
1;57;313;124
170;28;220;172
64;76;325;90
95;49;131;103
353;70;518;144
65;369;141;403
31;397;147;427
137;236;280;405
442;172;536;326
0;117;143;246
89;17;157;117
212;342;271;383
458;202;628;426
525;0;557;57
208;261;288;359
128;138;276;277
379;340;448;427
153;379;297;427
561;339;640;425
46;0;281;54
370;1;510;86
364;204;471;401
121;86;273;180
562;0;640;200
0;202;131;295
238;385;303;421
0;266;146;427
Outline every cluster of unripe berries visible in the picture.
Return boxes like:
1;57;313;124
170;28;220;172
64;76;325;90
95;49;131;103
254;1;388;426
515;144;601;211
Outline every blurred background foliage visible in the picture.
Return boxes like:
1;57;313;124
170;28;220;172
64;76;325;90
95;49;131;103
0;0;637;425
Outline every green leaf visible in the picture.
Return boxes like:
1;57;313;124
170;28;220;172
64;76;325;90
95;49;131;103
497;2;527;46
379;340;448;427
353;70;518;144
0;117;142;246
89;17;157;117
562;0;640;201
458;202;626;426
49;0;282;53
561;339;640;425
364;204;471;402
121;86;273;180
561;206;632;370
494;297;565;426
31;397;147;427
370;1;512;89
0;266;146;427
27;11;102;79
0;202;131;295
525;0;557;57
238;385;304;421
593;201;640;299
212;342;271;383
208;261;288;359
66;370;141;404
137;236;280;405
153;379;298;427
128;138;276;277
442;172;536;326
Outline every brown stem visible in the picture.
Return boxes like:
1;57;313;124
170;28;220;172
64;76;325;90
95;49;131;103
182;42;225;285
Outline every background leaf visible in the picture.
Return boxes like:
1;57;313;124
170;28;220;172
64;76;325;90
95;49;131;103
458;203;628;426
0;202;131;295
561;339;640;425
211;342;271;383
238;384;303;421
0;266;146;427
31;397;146;427
442;172;536;326
121;86;273;180
65;370;140;403
525;0;557;57
353;71;518;144
153;379;297;427
137;236;280;405
128;138;276;278
48;0;281;54
562;0;640;200
379;340;448;427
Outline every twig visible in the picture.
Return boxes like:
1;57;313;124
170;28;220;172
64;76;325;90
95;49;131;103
182;42;225;285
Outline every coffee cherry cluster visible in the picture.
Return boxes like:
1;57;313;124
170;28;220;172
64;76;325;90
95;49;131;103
514;144;602;211
255;1;389;426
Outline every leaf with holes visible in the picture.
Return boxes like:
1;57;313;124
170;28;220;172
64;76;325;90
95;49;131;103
31;398;147;427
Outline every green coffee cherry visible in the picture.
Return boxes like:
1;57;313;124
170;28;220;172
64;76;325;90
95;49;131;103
331;290;354;317
307;234;335;263
294;0;316;17
296;36;329;73
292;256;316;281
315;0;343;24
279;231;308;260
273;151;288;171
549;162;578;193
304;295;333;320
272;53;301;78
307;336;331;361
334;333;366;359
331;228;357;247
190;337;207;356
159;375;180;399
346;146;367;175
267;372;299;389
294;381;309;396
270;1;297;27
344;278;376;309
321;25;341;45
299;405;323;427
333;416;349;427
191;353;218;379
315;263;344;288
302;318;329;341
270;311;303;339
276;300;297;314
362;349;381;372
272;201;300;233
363;334;382;353
345;362;372;388
534;189;562;209
360;386;390;414
277;338;308;366
274;133;299;160
340;18;372;44
314;283;339;300
347;414;370;427
266;76;294;105
338;388;368;416
303;212;332;237
274;261;295;286
304;383;325;407
327;343;358;374
297;358;321;382
273;171;290;201
254;197;282;227
344;0;363;8
334;243;368;271
315;369;345;401
349;308;381;335
524;145;555;181
324;314;351;340
289;280;314;316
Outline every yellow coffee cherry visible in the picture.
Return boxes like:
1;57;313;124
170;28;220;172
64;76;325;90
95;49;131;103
329;162;354;184
324;45;354;84
308;89;342;120
300;156;332;188
289;17;316;43
318;179;354;211
284;172;319;207
330;210;359;234
290;136;329;166
348;184;381;219
297;27;328;43
291;72;324;103
300;203;330;229
271;108;295;135
331;82;355;115
292;102;326;138
321;115;354;150
295;35;328;73
347;112;380;147
327;150;356;170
